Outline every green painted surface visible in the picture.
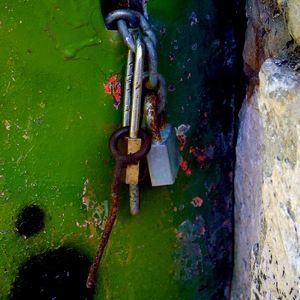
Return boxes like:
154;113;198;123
0;0;236;299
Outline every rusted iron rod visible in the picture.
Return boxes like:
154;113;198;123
86;127;150;288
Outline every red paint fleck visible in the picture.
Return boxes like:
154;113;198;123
177;134;186;151
200;227;205;236
180;157;192;176
110;74;117;82
104;82;111;93
113;81;121;109
186;169;192;176
190;146;207;163
190;145;215;170
169;52;175;60
103;74;121;110
180;157;188;171
191;196;203;207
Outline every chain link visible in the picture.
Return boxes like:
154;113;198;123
143;36;158;89
105;9;164;94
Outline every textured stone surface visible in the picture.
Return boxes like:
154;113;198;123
231;84;263;299
251;59;300;300
286;0;300;44
243;0;298;76
233;0;300;297
232;59;300;299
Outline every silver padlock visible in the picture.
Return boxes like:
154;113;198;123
143;92;181;186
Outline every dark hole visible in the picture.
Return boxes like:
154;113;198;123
10;247;95;300
16;205;45;237
101;0;144;28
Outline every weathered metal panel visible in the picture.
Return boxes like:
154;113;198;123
0;0;237;298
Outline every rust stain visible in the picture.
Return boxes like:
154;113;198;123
158;111;167;129
246;75;259;104
145;93;162;143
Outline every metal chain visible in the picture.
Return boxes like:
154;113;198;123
86;7;169;288
105;9;165;95
105;9;167;216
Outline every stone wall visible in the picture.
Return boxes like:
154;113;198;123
231;0;300;299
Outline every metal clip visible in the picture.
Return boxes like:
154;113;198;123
129;34;144;216
120;49;138;185
120;35;145;216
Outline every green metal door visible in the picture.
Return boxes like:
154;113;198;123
0;0;237;298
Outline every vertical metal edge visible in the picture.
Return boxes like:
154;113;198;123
129;35;145;216
130;35;145;138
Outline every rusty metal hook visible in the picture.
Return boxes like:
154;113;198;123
86;126;151;288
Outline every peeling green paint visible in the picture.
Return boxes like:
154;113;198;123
0;0;238;298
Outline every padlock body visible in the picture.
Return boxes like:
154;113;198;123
147;123;181;186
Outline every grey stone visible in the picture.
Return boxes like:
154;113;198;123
232;59;300;299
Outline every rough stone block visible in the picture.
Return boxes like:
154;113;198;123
232;59;300;299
